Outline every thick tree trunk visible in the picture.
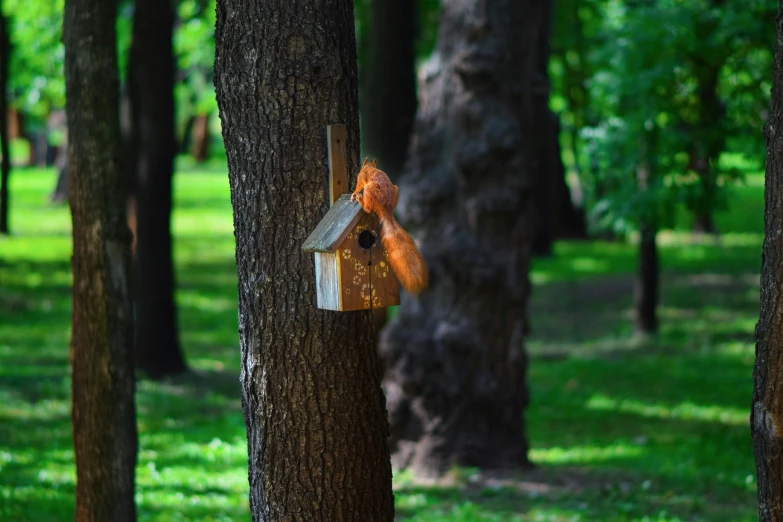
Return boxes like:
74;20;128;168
63;0;137;518
633;226;658;335
0;10;10;235
752;3;783;519
127;0;186;379
360;0;418;335
214;0;395;520
379;0;534;477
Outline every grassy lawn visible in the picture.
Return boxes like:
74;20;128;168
0;155;764;521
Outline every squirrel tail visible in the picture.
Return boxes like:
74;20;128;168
378;212;428;294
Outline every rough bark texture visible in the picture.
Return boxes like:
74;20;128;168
752;3;783;519
0;9;10;235
633;226;658;335
63;0;137;518
360;0;418;336
379;0;534;477
214;1;394;520
127;0;186;378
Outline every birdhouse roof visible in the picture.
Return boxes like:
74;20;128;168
302;194;365;253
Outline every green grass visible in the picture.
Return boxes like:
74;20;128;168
0;156;764;521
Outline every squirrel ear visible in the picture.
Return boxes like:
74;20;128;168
362;157;369;167
372;158;377;167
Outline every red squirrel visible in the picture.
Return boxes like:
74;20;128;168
350;158;428;294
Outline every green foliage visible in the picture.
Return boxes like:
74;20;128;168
175;0;217;116
551;0;774;235
4;0;64;119
0;159;764;520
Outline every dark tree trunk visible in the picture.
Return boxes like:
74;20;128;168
127;0;186;379
190;113;209;162
63;0;137;518
692;211;716;234
379;0;534;477
360;0;417;179
633;226;658;335
686;2;726;235
530;0;586;256
633;134;659;336
360;0;418;335
214;0;395;520
753;3;783;519
0;9;10;235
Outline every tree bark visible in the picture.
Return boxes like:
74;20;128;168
379;0;534;477
0;9;10;235
63;0;137;518
752;2;783;519
214;1;395;520
360;0;418;336
127;0;186;379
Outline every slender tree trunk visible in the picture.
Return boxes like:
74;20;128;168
531;0;586;256
63;0;137;518
379;0;534;478
127;0;186;379
752;3;783;519
360;0;418;335
0;9;10;235
633;135;658;336
634;225;658;335
552;114;588;239
190;113;209;162
360;0;417;180
214;0;395;519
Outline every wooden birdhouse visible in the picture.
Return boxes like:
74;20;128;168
302;124;400;311
303;194;400;311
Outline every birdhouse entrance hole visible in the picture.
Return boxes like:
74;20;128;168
358;230;376;250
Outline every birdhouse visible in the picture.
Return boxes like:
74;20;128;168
302;194;400;311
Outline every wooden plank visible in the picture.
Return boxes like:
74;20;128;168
314;252;341;310
302;194;364;253
327;124;348;205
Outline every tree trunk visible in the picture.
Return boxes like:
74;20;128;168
214;1;395;520
753;3;783;519
379;0;534;477
633;133;659;336
360;0;418;335
63;0;137;518
0;9;10;235
633;225;658;335
127;0;186;379
530;0;586;256
360;0;417;180
189;113;209;162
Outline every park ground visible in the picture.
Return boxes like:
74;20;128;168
0;155;764;521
